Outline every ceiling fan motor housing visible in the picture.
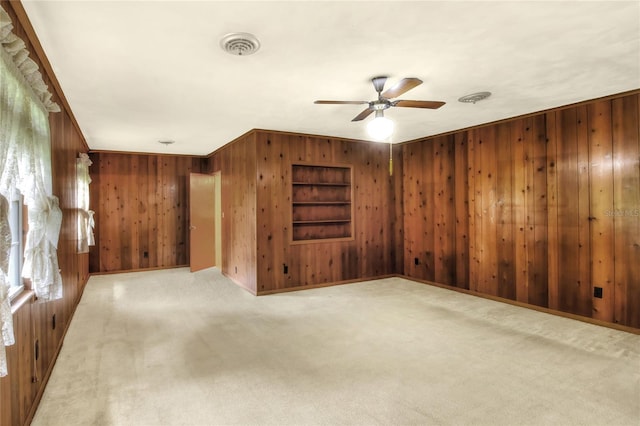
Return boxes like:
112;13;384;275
371;100;391;110
372;76;388;93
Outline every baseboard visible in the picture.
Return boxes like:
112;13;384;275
256;274;396;296
400;275;640;336
89;264;189;276
221;271;257;296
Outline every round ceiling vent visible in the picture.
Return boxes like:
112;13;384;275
458;91;492;104
220;32;261;56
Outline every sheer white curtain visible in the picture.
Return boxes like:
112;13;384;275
0;5;61;376
0;197;12;377
77;153;94;253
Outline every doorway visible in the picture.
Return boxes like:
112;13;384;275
189;173;215;272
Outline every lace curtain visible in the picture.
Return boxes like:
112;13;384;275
0;5;61;377
77;153;94;253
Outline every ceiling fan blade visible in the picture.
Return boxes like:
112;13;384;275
351;108;374;122
381;78;423;99
393;100;446;109
314;100;369;105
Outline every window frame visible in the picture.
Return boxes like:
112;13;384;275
8;194;25;301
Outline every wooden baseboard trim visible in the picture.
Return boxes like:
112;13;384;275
89;264;189;276
220;271;257;296
400;275;640;335
256;274;396;296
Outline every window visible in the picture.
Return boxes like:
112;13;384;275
77;153;94;253
8;195;24;300
1;3;62;377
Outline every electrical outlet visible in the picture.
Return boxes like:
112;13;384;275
283;264;289;274
414;257;420;266
594;287;603;298
143;251;148;258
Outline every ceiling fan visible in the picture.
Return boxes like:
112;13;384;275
314;76;446;123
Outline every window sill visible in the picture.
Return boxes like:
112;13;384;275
10;289;35;314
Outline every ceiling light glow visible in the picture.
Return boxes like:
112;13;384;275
367;113;394;141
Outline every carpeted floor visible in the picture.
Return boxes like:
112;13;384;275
32;268;639;425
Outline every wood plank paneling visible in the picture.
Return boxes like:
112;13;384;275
556;108;591;316
402;142;422;278
402;91;640;328
511;118;528;302
89;153;204;273
589;101;615;322
212;132;258;293
528;115;549;307
546;111;560;311
454;132;469;289
612;95;640;327
479;125;498;295
250;131;396;293
433;136;456;286
495;122;515;300
576;107;593;317
3;302;34;426
467;129;479;292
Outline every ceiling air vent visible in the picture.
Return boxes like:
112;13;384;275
220;33;260;56
458;91;492;104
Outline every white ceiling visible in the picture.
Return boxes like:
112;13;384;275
22;0;640;156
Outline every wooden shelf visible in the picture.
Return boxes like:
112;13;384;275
293;219;351;224
292;182;351;187
291;163;353;242
292;201;351;205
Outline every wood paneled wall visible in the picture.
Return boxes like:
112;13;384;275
208;130;402;294
211;132;258;292
89;152;205;273
402;92;640;328
0;1;90;424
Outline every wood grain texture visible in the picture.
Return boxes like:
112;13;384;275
402;91;640;328
495;122;515;300
546;111;560;310
212;132;258;293
391;144;405;274
588;100;615;322
88;153;204;273
453;132;470;289
251;132;396;293
206;130;399;293
612;95;640;327
527;115;549;307
433;135;456;286
511;118;528;302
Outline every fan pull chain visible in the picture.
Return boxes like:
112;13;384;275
389;143;393;176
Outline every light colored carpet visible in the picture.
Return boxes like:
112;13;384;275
32;268;639;426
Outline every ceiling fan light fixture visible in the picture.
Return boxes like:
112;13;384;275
367;111;394;141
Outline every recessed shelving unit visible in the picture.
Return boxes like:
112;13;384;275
291;163;353;242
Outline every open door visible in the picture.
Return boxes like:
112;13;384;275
213;171;222;267
189;173;215;272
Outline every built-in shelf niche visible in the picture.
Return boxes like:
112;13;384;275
291;163;354;243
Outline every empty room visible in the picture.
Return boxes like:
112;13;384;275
0;1;639;425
